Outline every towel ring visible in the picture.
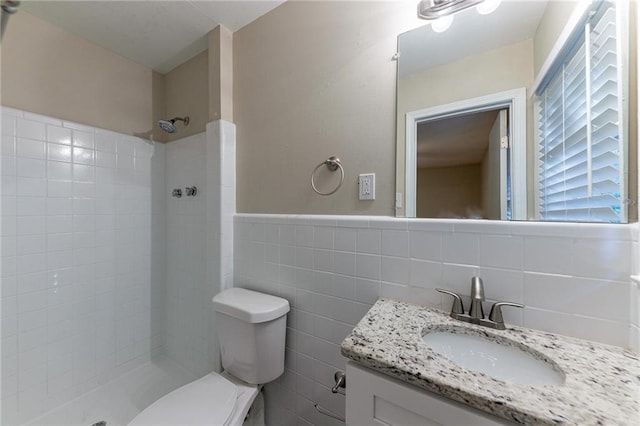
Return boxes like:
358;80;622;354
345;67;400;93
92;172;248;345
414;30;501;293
311;156;344;196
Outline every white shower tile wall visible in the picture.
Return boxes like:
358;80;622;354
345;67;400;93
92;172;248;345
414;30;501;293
163;133;209;377
205;120;237;375
151;143;166;358
234;214;636;426
1;107;160;425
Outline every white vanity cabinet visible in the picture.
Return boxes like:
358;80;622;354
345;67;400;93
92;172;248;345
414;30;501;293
346;362;513;426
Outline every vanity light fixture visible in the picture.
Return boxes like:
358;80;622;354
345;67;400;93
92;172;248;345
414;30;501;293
418;0;502;32
431;14;454;32
476;0;502;15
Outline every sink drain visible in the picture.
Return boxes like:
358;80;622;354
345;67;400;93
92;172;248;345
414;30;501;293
91;422;106;426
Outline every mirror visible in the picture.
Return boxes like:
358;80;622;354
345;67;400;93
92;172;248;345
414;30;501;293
395;0;636;222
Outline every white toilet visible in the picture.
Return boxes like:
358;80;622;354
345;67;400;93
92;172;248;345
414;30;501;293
128;288;290;426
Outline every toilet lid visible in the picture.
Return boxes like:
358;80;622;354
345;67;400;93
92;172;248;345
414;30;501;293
128;373;238;426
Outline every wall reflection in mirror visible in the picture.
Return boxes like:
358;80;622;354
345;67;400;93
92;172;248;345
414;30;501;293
396;0;636;223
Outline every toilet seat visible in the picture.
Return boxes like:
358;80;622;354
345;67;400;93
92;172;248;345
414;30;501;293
128;371;259;426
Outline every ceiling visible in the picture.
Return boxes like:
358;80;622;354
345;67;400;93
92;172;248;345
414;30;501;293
398;0;548;77
417;109;500;168
19;0;286;74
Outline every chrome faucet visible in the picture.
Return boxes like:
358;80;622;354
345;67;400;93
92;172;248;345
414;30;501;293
436;277;523;330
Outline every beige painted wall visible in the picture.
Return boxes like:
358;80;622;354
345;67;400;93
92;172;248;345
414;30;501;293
1;10;165;141
164;50;209;142
234;1;421;215
209;26;233;123
417;164;482;218
533;1;578;76
396;39;534;216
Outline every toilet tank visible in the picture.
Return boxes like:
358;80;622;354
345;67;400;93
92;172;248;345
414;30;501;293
212;288;290;385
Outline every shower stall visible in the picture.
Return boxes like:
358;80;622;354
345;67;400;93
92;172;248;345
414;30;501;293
0;106;235;425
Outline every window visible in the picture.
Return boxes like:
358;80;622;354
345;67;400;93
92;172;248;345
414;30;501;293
535;1;626;223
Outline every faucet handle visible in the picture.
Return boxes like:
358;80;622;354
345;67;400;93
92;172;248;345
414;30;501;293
436;288;465;316
488;301;524;324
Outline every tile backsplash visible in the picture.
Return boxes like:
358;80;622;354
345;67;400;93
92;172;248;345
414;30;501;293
234;213;637;426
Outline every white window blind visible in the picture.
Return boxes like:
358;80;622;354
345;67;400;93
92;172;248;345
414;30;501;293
536;1;625;223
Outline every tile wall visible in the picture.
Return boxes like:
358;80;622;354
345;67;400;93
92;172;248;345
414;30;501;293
162;121;236;378
163;133;209;377
204;120;236;374
234;214;636;426
0;107;161;424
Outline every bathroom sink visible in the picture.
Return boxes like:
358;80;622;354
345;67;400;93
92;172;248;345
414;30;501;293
422;331;565;386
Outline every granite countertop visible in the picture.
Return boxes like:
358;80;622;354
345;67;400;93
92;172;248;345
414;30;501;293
341;298;640;425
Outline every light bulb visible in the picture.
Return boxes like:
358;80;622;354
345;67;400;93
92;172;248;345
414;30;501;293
431;14;453;33
476;0;502;15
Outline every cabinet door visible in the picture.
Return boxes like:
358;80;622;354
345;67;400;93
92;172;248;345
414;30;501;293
346;362;512;426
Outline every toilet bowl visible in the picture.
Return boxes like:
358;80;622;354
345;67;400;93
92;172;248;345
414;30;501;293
128;288;289;426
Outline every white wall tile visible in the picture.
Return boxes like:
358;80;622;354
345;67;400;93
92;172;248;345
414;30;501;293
333;228;356;252
409;259;442;289
313;249;333;273
524;236;573;275
479;235;523;270
16;197;46;216
477;267;524;304
16;235;46;255
332;251;355;276
355;254;380;280
47;161;72;181
356;229;381;254
331;275;355;300
47;143;72;163
17;119;46;141
236;214;636;426
47;181;72;198
381;230;408;257
409;230;442;261
0;108;158;424
17;138;46;160
524;273;630;323
17;177;47;197
16;158;46;179
295;225;314;247
313;227;333;250
381;256;409;285
72;147;94;166
443;233;479;265
17;272;47;295
2;154;16;176
46;125;71;145
165;131;212;377
17;216;46;235
354;278;381;305
572;239;630;281
95;133;119;154
72;130;94;149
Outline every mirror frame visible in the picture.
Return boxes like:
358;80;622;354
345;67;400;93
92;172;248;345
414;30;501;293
404;88;528;219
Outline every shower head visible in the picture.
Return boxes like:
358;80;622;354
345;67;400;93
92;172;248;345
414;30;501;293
158;116;189;134
1;1;20;40
1;1;20;14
